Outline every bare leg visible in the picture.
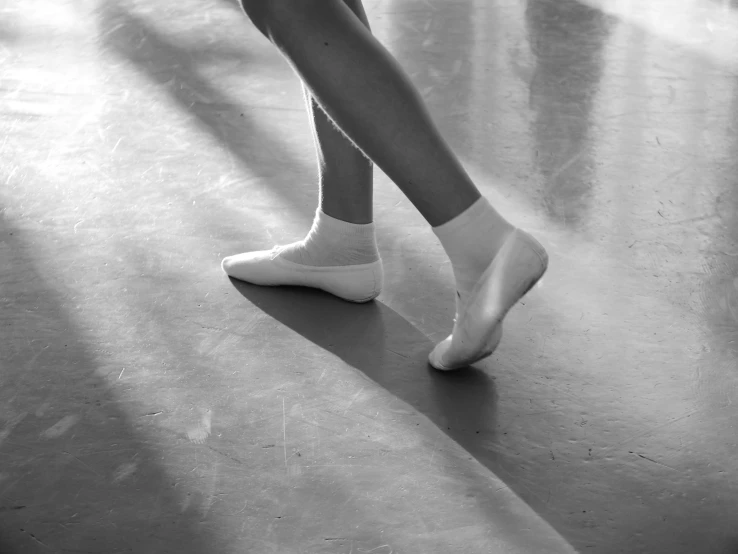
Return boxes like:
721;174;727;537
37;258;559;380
305;84;373;224
303;0;373;225
261;0;482;227
232;0;548;369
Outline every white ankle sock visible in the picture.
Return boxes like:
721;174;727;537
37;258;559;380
432;196;514;314
278;208;379;266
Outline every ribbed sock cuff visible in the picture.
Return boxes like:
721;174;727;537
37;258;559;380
314;208;376;241
431;196;489;236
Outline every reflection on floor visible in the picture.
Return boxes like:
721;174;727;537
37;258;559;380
1;0;737;552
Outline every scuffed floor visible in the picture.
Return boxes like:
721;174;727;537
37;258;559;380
1;0;737;552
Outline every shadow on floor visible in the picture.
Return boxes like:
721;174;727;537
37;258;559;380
229;280;517;514
0;212;218;553
229;276;738;554
230;280;498;436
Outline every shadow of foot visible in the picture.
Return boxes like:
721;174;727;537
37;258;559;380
230;280;499;449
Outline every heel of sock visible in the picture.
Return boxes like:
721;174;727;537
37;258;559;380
479;229;547;318
453;229;546;347
517;229;549;271
320;259;384;303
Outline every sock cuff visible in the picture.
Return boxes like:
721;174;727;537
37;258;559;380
431;196;490;237
315;208;375;238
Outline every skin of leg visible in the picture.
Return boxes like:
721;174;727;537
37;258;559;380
245;0;482;227
303;0;374;225
241;0;373;225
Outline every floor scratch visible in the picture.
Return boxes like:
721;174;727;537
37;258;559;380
282;398;287;471
342;387;364;416
632;452;680;472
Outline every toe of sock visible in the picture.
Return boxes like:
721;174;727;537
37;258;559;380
222;252;261;280
221;251;267;281
428;336;454;370
221;255;235;276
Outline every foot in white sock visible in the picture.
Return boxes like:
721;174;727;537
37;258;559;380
429;196;548;370
222;208;383;303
